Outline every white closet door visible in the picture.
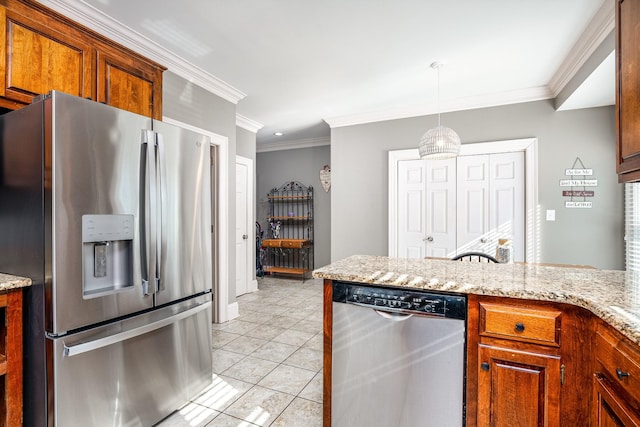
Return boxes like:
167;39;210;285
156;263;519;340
397;159;456;258
456;152;525;260
456;155;491;254
425;159;457;258
397;160;428;258
490;152;525;261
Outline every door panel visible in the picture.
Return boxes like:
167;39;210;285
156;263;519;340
152;121;212;306
53;300;212;426
426;159;456;257
457;156;491;253
478;344;560;427
332;302;465;427
491;153;525;261
51;92;153;334
397;160;427;258
235;160;249;296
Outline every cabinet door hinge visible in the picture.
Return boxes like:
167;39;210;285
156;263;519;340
560;364;565;385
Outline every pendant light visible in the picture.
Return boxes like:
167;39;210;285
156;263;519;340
418;61;461;160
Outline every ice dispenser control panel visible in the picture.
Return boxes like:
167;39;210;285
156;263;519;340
82;215;134;242
82;215;135;298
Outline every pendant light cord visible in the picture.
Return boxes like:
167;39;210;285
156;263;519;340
436;64;441;127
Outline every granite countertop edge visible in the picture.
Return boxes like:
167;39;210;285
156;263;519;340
0;273;32;291
313;255;640;346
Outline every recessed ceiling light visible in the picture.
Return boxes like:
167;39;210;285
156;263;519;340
273;132;284;136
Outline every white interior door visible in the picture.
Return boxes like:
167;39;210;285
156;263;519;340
456;152;524;259
397;160;427;258
235;156;254;297
490;152;525;261
426;159;457;257
397;158;457;258
394;151;525;261
456;155;491;254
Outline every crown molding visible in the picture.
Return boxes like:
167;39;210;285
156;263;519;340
236;114;263;133
548;0;615;96
257;137;330;153
37;0;246;104
324;85;553;128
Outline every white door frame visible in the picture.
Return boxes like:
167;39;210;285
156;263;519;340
388;138;539;261
163;117;237;323
236;155;258;296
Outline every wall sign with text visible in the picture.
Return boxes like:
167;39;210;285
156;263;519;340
561;158;596;209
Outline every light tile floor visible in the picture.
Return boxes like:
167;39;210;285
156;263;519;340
156;276;324;427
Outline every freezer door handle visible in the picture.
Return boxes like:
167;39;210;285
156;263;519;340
63;302;210;357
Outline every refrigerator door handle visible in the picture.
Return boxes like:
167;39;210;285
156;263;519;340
140;130;158;296
156;132;167;292
63;302;210;357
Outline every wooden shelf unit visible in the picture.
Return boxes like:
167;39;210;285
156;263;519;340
0;289;23;427
263;181;314;278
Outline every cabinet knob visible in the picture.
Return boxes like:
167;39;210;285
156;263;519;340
481;362;490;371
616;368;631;380
424;236;434;242
514;322;525;332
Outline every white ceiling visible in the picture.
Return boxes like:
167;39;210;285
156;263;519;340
42;0;614;147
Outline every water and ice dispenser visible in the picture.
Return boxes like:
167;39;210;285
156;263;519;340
82;214;134;298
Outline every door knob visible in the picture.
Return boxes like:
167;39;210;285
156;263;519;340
242;234;248;240
424;236;434;242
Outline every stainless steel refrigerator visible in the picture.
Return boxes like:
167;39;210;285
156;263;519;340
0;91;213;426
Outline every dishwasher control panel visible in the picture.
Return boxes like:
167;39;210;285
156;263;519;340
333;281;466;320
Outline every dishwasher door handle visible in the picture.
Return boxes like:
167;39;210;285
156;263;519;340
373;309;414;322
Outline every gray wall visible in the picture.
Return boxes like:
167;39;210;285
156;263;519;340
256;145;331;268
163;71;239;302
237;127;257;161
331;100;624;270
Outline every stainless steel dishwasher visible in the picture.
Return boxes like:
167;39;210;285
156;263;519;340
331;281;467;427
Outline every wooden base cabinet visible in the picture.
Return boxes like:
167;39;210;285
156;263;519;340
477;344;560;427
592;319;640;426
593;373;640;427
467;295;591;427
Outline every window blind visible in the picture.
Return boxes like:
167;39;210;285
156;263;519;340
626;183;640;271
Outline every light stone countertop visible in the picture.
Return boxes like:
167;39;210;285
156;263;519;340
0;273;32;291
313;255;640;345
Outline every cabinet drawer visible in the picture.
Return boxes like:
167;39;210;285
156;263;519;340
281;239;310;249
594;325;640;407
261;239;282;248
479;302;561;346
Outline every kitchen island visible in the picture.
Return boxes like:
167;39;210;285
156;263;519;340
0;273;30;427
314;255;640;427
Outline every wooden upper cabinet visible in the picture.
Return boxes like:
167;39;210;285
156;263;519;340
616;0;640;182
96;47;163;119
0;0;165;118
0;5;92;104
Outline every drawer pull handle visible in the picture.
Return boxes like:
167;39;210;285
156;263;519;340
616;368;631;380
481;362;490;371
514;322;525;332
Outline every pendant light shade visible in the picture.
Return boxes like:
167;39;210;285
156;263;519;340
419;62;461;160
418;125;461;159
